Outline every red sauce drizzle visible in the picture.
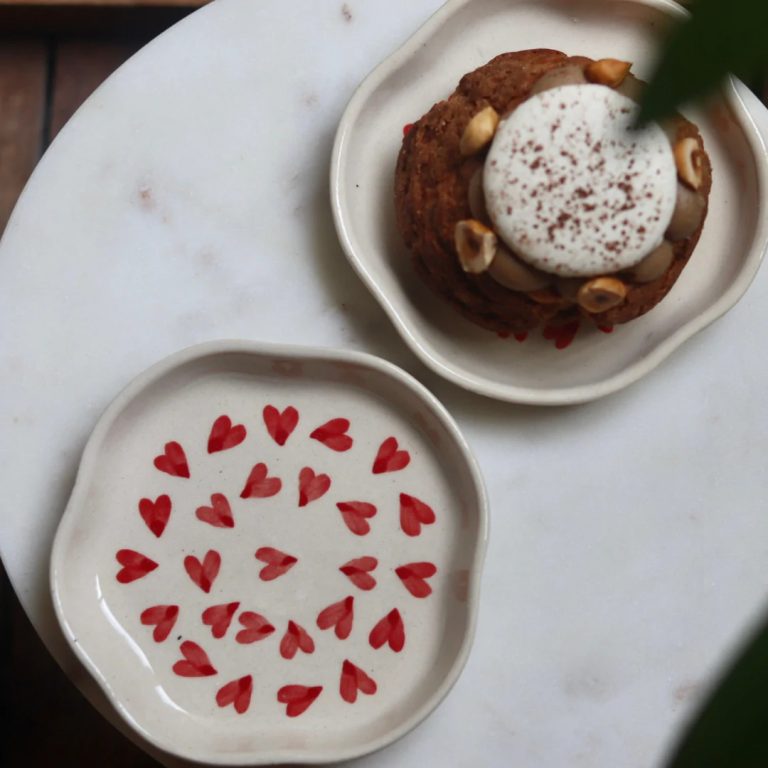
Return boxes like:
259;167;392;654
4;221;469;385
542;320;580;350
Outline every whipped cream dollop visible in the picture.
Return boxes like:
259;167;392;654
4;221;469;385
483;84;677;277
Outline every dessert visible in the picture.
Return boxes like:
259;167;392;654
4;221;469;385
394;50;711;335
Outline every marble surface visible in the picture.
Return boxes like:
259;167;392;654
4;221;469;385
1;0;768;765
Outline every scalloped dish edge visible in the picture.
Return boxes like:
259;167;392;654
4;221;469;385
50;340;489;765
330;0;768;405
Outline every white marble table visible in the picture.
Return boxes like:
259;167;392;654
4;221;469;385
2;0;768;765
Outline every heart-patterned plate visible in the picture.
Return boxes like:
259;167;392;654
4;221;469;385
50;341;488;765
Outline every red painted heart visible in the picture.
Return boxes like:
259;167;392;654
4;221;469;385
396;562;437;598
298;467;331;507
339;557;378;591
310;418;353;452
184;550;221;593
316;596;354;640
202;602;240;639
240;463;282;499
369;608;405;652
255;547;298;581
172;641;217;677
195;493;234;528
115;549;158;584
340;659;377;703
140;605;179;643
236;611;275;644
399;493;436;537
138;495;171;538
277;685;323;717
372;437;410;474
263;405;299;446
216;675;253;714
280;620;315;660
336;501;376;536
207;415;247;453
153;441;190;478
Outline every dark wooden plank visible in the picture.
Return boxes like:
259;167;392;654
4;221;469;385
0;39;46;235
0;6;197;36
49;38;141;139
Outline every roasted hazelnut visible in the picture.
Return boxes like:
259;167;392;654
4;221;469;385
460;106;500;156
454;219;497;273
577;277;628;313
585;59;632;88
674;137;705;190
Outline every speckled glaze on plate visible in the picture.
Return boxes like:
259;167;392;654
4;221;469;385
50;341;487;765
331;0;768;404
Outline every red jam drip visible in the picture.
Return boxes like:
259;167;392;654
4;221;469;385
403;123;414;137
542;320;580;350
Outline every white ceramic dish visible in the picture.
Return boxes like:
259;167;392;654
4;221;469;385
50;341;488;765
331;0;768;405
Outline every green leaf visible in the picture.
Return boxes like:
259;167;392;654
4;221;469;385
638;0;768;124
665;609;768;768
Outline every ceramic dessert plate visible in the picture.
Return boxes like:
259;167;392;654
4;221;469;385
50;342;488;765
331;0;768;404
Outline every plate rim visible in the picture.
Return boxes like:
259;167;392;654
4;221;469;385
49;338;490;765
330;0;768;405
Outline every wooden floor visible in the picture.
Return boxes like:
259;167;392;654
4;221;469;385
1;6;767;766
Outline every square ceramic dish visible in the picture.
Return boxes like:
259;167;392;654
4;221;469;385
331;0;768;404
50;341;487;765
